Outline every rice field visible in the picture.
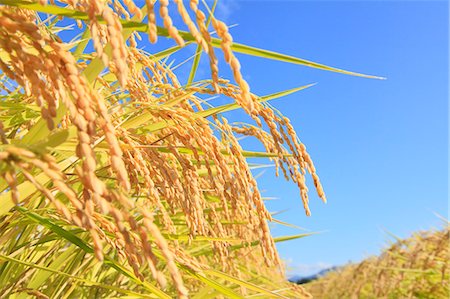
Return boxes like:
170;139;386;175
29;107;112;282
305;224;449;299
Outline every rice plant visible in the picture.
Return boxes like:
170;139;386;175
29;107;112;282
0;1;379;298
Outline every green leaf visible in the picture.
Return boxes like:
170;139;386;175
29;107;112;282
0;154;77;217
26;245;77;290
138;83;315;133
151;146;291;158
203;269;289;298
31;129;71;152
73;28;91;57
273;233;317;243
226;43;385;79
187;0;218;85
196;83;317;119
0;254;156;298
122;91;197;129
15;206;172;299
15;206;92;252
152;43;194;61
227;233;315;253
192;233;315;257
271;218;307;230
182;268;244;299
19;104;67;146
187;45;203;86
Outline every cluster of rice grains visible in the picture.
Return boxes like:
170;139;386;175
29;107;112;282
0;1;325;297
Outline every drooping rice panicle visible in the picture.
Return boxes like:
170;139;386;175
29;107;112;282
0;2;330;297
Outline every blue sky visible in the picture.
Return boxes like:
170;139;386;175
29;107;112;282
55;0;448;277
196;0;448;276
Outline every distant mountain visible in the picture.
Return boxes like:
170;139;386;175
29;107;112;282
289;266;340;284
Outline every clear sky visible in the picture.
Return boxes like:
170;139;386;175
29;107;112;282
199;0;448;277
56;0;448;277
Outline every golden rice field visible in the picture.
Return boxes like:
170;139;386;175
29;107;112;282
1;1;443;298
305;224;449;299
